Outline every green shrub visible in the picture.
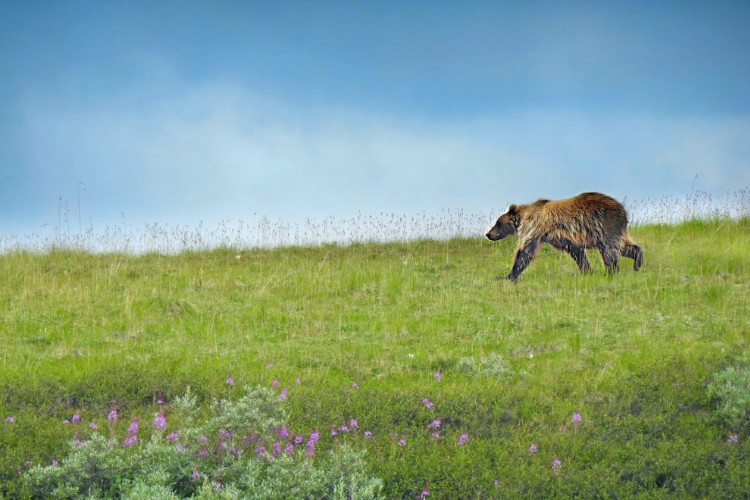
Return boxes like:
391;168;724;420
708;352;750;429
23;386;383;499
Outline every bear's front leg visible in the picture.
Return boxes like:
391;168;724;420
508;242;537;281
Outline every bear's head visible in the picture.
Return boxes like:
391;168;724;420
486;205;520;241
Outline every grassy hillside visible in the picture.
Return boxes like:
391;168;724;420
1;218;749;498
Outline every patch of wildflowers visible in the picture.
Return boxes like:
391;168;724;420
428;419;441;429
422;398;435;409
107;410;117;424
457;433;468;446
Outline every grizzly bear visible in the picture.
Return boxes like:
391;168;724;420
486;192;643;281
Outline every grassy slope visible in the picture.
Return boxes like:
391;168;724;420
1;218;749;498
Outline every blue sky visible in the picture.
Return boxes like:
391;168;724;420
2;1;749;239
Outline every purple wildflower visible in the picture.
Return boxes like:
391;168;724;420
728;432;739;444
433;370;441;382
266;363;273;369
271;379;279;388
307;431;319;457
153;413;166;431
364;430;373;438
51;460;59;466
422;398;434;409
200;434;208;443
256;444;266;459
529;443;538;454
192;470;200;481
572;411;582;423
128;420;138;435
352;382;359;389
285;442;295;455
107;410;117;424
457;433;469;446
279;388;288;400
71;414;80;424
275;427;289;440
308;431;319;445
331;428;338;437
167;432;179;443
350;419;358;430
272;442;282;456
398;438;407;447
5;416;14;423
552;458;562;472
89;422;98;430
431;432;440;440
419;485;430;499
226;376;235;387
428;419;441;430
123;434;137;448
63;419;70;425
295;435;304;445
340;424;349;433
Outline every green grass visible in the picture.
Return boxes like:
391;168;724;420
1;218;750;498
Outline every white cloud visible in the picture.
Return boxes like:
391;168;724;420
14;82;750;233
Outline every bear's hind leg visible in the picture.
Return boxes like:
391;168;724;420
621;243;643;271
599;244;620;275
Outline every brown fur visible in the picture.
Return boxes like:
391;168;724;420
486;192;643;280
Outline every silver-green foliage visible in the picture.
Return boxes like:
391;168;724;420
708;351;750;429
24;386;383;499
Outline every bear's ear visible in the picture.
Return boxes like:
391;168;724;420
507;204;518;214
